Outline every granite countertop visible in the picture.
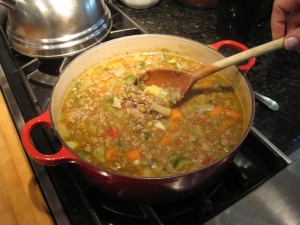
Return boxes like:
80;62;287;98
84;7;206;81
112;0;300;154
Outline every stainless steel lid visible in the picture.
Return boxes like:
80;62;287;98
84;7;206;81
2;0;112;58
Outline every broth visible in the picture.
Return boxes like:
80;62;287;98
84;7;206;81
59;51;244;177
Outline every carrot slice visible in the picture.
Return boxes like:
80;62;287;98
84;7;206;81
225;110;242;120
209;106;223;116
219;120;234;132
170;108;183;121
126;149;141;161
162;136;172;146
202;156;213;166
105;148;118;159
168;122;178;131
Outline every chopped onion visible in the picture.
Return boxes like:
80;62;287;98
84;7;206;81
154;121;166;130
112;97;122;108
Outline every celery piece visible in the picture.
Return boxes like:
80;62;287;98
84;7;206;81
168;58;177;64
77;150;92;162
142;131;152;140
66;140;80;149
59;123;70;139
124;74;137;85
158;89;169;99
151;104;171;116
107;97;114;105
173;157;193;170
92;149;104;163
136;78;142;89
139;61;146;67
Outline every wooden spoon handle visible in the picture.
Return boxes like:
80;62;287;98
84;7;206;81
194;38;284;80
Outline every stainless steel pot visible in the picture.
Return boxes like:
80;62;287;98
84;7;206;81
0;0;112;58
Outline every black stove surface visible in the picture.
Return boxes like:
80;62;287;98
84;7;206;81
0;1;289;225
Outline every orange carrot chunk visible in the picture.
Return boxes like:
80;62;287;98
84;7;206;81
209;106;224;116
105;148;118;159
225;110;242;120
219;120;235;132
170;108;183;121
162;136;172;146
126;149;141;161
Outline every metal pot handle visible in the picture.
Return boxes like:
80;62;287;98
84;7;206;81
21;109;78;166
209;40;256;73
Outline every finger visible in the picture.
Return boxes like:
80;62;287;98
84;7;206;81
271;0;298;39
286;10;300;32
284;9;300;50
284;28;300;50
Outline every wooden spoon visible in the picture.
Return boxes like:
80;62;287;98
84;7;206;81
141;38;284;97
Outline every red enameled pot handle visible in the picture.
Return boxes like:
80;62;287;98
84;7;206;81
209;40;256;73
21;109;78;166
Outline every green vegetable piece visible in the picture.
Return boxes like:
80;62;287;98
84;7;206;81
139;61;146;67
168;58;177;64
151;104;171;116
173;157;193;170
136;78;142;89
73;96;80;104
74;82;81;89
107;97;114;105
142;132;152;140
66;140;80;149
77;150;92;162
92;149;104;163
124;74;137;85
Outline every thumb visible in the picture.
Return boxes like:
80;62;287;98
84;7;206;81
284;28;300;50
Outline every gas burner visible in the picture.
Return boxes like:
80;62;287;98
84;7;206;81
19;57;71;87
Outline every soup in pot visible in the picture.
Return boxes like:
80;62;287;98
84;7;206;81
59;51;244;177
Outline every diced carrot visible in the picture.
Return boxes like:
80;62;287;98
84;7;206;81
209;106;224;116
170;108;183;121
168;122;178;131
162;136;172;146
219;120;234;132
225;110;242;120
106;127;120;139
105;148;118;159
126;149;141;161
202;156;213;166
198;80;214;89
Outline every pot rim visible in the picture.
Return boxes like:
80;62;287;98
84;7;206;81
50;34;255;180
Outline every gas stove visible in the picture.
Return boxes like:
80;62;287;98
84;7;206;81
0;1;299;225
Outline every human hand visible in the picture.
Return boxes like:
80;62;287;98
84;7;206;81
271;0;300;51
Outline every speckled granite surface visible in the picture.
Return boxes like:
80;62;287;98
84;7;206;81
111;0;300;154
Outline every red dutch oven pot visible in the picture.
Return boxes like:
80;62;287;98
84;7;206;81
21;34;255;203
